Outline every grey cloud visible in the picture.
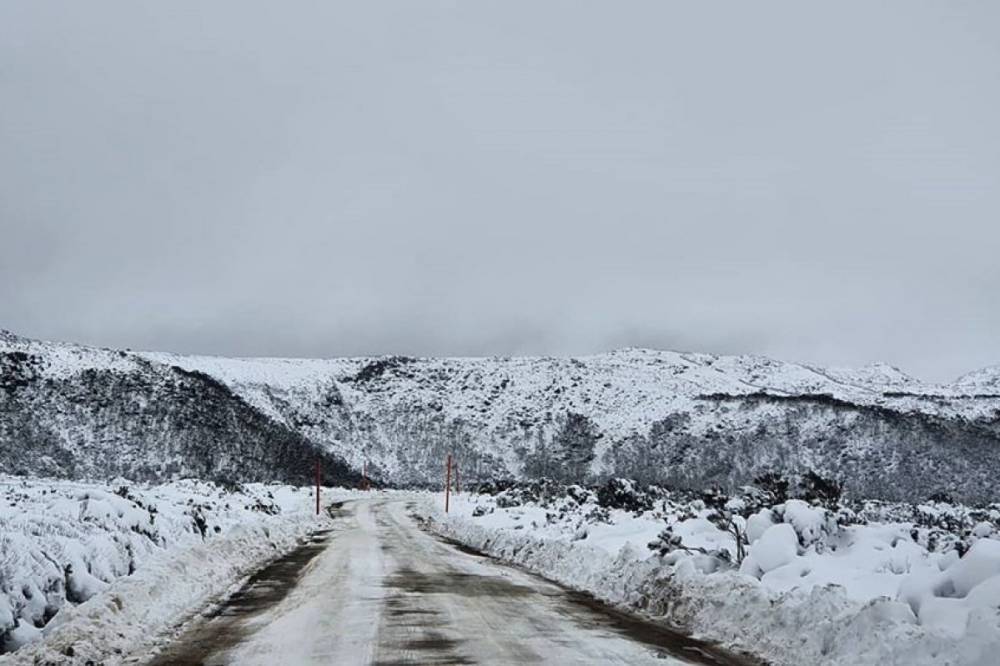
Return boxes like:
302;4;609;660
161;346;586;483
1;1;998;381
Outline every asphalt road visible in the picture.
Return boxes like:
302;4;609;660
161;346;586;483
146;498;752;666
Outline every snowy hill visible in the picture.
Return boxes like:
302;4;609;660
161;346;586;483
2;331;999;501
955;365;1000;392
0;332;357;487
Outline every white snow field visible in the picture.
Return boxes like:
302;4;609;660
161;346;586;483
420;483;1000;666
0;475;344;663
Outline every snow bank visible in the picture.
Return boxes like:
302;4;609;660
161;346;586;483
0;476;346;664
418;484;1000;665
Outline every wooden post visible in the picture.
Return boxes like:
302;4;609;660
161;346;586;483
445;454;452;513
454;462;460;495
362;461;367;491
315;458;321;516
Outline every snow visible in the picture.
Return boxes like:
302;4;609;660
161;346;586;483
0;475;351;662
0;334;141;380
947;538;1000;596
919;596;970;638
779;499;829;546
117;336;1000;474
743;524;798;575
418;484;1000;665
128;344;1000;501
745;508;774;543
7;331;1000;495
965;574;1000;611
954;364;1000;390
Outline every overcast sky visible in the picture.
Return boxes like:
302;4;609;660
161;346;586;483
1;2;997;381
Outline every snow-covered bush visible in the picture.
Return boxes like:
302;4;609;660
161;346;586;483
797;471;843;509
740;523;799;577
596;478;656;513
473;477;517;496
429;481;1000;666
493;478;566;508
772;499;842;550
0;476;319;654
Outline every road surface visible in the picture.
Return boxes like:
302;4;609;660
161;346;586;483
147;498;751;665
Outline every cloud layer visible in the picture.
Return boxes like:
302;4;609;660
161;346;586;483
2;1;998;381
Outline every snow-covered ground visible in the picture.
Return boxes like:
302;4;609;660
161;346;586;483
0;475;348;663
419;480;1000;665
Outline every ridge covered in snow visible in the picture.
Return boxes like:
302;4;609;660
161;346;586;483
0;332;359;487
2;332;998;501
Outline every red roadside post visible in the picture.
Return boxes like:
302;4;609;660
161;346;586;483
445;454;452;513
315;458;321;516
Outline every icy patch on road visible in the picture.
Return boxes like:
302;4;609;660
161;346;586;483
418;481;1000;665
0;476;350;664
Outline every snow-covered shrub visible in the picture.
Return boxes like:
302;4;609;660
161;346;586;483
740;523;799;578
854;499;1000;556
583;504;612;524
796;471;842;508
596;478;655;513
745;509;775;544
494;478;565;508
647;524;685;556
565;484;595;505
772;499;842;550
752;472;790;503
435;476;1000;665
473;478;517;496
0;476;317;655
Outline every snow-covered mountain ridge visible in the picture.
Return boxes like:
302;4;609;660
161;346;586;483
0;331;358;487
2;331;998;501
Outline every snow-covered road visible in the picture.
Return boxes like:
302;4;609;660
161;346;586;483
146;497;747;665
